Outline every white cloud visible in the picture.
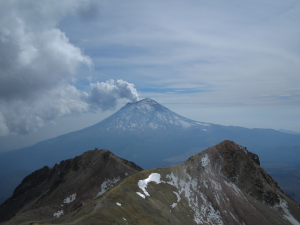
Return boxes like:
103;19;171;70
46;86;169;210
0;0;92;100
0;79;138;135
88;79;139;111
0;1;139;135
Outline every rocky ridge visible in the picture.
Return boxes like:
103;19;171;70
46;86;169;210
0;149;142;224
57;140;299;225
1;141;300;225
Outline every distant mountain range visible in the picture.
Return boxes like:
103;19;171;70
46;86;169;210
1;141;299;225
1;98;300;205
1;98;300;172
278;129;300;135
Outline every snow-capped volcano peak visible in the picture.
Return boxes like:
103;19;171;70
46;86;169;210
125;98;160;113
98;98;210;131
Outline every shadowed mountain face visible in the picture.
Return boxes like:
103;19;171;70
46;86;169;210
1;141;300;225
0;149;142;224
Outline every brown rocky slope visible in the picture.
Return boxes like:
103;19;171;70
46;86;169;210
1;141;300;225
0;149;142;224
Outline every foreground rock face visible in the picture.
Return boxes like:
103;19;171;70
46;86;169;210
0;149;142;224
1;141;300;225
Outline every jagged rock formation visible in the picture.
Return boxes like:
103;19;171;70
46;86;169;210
1;141;300;225
0;149;142;224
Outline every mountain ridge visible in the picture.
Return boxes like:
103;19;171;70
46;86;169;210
1;141;300;225
0;149;143;223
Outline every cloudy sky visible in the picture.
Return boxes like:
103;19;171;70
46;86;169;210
0;0;299;151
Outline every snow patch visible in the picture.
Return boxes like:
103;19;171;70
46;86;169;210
198;192;224;225
229;212;239;223
166;171;223;225
138;173;164;197
53;210;64;218
239;145;248;154
171;202;178;208
202;179;208;188
276;199;300;225
201;154;210;167
116;202;121;206
224;181;246;200
63;193;76;204
97;177;120;197
178;119;192;128
214;193;221;206
210;179;222;191
166;172;179;189
171;191;181;208
136;191;145;199
196;122;211;126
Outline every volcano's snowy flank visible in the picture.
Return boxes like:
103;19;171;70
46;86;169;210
101;98;211;131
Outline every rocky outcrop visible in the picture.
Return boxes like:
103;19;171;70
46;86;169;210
1;141;300;225
59;141;300;225
0;149;142;224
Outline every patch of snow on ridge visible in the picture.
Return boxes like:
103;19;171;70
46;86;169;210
97;177;120;197
210;179;222;191
239;145;248;154
138;173;164;197
229;212;240;223
178;119;192;128
166;172;179;188
276;199;300;225
196;122;211;126
64;193;76;204
166;171;223;225
136;192;145;198
171;191;181;208
201;154;210;167
53;210;64;218
199;193;223;225
224;181;247;200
